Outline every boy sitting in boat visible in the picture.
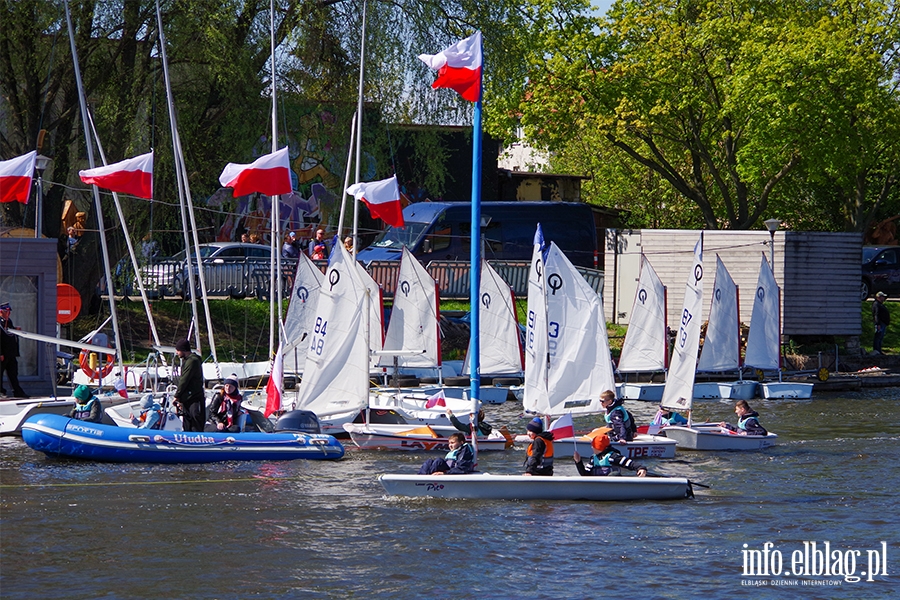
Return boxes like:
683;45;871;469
68;384;102;423
599;390;637;442
417;433;476;475
719;400;768;436
652;404;688;426
573;433;648;477
131;394;163;429
206;377;244;433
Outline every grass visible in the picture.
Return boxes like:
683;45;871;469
71;297;898;364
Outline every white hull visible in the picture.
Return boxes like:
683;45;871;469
661;425;778;450
693;380;758;400
343;423;511;452
759;382;813;399
379;473;693;501
408;385;508;405
514;433;676;459
617;382;666;402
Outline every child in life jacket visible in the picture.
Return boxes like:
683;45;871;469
68;384;102;423
131;393;163;429
523;417;554;476
418;433;476;475
573;432;648;477
719;400;768;436
206;377;244;433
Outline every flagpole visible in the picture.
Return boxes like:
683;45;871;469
468;35;484;415
269;0;282;358
352;0;367;260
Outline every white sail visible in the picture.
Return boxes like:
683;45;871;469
523;226;550;414
462;260;523;376
543;242;615;416
378;247;440;368
661;238;704;412
697;255;740;372
295;245;370;417
355;261;385;368
744;253;781;371
282;254;324;356
617;256;667;373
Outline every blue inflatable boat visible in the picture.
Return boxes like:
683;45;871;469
21;414;345;463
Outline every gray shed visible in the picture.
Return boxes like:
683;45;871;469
604;229;862;340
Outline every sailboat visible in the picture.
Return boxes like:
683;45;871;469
518;238;676;459
660;242;780;450
616;255;668;401
744;254;814;399
693;256;757;400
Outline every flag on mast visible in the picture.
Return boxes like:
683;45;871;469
346;175;405;227
79;151;154;199
418;31;483;102
219;147;291;197
264;342;284;417
0;151;37;204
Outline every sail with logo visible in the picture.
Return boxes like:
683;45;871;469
462;259;523;377
523;225;550;414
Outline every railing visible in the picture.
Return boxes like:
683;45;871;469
119;258;603;302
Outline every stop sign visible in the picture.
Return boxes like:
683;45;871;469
57;283;82;324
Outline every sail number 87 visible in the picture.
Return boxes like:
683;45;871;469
677;309;692;349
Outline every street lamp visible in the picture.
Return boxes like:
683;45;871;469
764;218;781;275
34;154;52;239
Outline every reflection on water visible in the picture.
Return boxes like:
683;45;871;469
1;389;898;599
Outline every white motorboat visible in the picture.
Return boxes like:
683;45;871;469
660;425;778;451
378;473;694;501
693;380;758;400
343;422;512;452
758;381;813;399
617;382;665;402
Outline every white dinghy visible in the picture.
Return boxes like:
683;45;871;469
343;422;512;452
744;254;813;399
616;255;668;401
379;473;693;501
693;256;757;400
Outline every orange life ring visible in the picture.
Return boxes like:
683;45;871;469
80;348;115;380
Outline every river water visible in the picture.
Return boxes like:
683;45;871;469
1;388;898;599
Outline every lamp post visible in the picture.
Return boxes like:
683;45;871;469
34;154;52;239
764;218;781;275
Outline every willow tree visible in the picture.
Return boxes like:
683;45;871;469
512;0;900;230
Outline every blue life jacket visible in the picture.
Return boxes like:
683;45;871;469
72;397;99;421
604;404;636;438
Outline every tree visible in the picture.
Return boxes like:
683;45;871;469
512;0;900;230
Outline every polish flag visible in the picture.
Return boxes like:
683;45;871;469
79;151;153;199
424;389;446;409
346;175;405;228
548;413;575;440
219;147;291;197
0;151;37;204
113;377;129;399
264;342;284;418
418;31;483;102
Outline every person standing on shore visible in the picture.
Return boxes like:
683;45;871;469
872;291;890;355
173;338;205;432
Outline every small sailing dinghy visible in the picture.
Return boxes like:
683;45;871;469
21;413;344;463
378;473;694;501
642;239;777;451
342;422;512;452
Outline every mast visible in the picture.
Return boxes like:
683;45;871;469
63;0;125;380
352;0;368;260
467;34;484;412
269;0;283;356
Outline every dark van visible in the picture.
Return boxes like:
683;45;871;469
357;201;603;268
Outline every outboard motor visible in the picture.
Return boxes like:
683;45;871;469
274;410;322;434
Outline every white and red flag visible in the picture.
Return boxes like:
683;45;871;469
418;31;483;102
113;377;129;399
548;413;575;440
264;342;284;418
424;389;447;409
79;151;153;199
0;151;37;204
346;175;405;228
219;147;291;197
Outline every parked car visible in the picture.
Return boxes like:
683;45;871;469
861;245;900;300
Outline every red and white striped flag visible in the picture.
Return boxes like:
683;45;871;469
418;31;483;102
113;377;129;399
548;413;575;440
346;175;405;228
79;151;153;199
264;342;284;417
425;389;446;409
219;147;291;198
0;151;37;204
